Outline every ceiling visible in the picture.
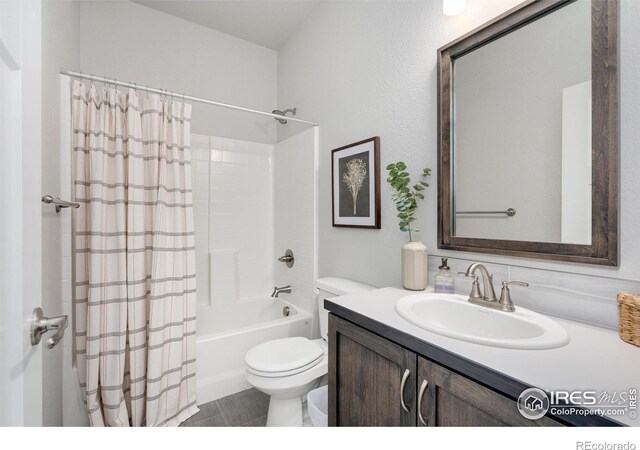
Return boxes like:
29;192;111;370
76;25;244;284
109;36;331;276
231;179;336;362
133;0;321;50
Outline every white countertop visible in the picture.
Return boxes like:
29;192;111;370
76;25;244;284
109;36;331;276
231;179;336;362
328;287;640;426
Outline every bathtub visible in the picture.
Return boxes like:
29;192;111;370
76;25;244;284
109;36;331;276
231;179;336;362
196;298;313;404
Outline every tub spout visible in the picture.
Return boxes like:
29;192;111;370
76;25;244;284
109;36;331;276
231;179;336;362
271;285;292;298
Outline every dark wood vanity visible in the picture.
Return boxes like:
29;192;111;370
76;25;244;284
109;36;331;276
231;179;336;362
326;303;621;427
329;314;560;426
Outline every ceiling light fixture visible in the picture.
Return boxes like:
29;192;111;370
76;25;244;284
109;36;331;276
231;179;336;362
443;0;468;16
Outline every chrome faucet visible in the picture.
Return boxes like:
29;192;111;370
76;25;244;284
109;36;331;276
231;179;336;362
271;285;292;298
460;263;528;312
463;263;498;301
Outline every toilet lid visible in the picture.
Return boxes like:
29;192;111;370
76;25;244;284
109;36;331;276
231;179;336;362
245;337;324;375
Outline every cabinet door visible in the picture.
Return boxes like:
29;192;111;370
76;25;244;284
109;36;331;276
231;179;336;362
328;314;417;426
417;357;561;427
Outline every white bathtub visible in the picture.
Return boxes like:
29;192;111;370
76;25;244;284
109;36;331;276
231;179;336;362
196;298;313;404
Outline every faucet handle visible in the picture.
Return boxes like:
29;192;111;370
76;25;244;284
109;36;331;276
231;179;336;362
503;281;529;288
498;281;528;312
458;273;482;300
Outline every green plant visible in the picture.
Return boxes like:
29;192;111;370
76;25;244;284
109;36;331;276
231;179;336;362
386;162;431;242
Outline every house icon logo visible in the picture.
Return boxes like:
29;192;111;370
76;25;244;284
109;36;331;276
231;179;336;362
525;395;543;410
517;388;550;420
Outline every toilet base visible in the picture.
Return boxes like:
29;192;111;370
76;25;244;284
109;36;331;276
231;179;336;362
245;342;328;427
266;395;304;427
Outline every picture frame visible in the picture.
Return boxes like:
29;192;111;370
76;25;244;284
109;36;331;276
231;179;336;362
331;136;381;229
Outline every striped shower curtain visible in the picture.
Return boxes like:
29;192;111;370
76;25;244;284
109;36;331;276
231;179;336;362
72;80;199;426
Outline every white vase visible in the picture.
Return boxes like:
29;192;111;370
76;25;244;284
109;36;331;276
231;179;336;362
402;240;428;291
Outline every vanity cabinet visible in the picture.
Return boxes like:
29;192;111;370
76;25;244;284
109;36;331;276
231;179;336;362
328;313;416;426
328;314;561;427
417;357;559;427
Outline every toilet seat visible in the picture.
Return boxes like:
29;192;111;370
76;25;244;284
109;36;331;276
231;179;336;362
245;337;325;378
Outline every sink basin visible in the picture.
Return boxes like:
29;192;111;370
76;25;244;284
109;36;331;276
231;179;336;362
395;293;570;350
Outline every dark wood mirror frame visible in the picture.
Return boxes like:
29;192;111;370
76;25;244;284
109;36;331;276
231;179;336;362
437;0;618;266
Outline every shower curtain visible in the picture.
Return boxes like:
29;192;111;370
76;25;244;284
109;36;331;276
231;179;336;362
72;80;199;426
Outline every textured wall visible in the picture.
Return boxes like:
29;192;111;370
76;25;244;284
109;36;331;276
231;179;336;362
79;1;278;144
277;0;640;324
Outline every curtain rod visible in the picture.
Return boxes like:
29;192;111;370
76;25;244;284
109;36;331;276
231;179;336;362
60;69;318;127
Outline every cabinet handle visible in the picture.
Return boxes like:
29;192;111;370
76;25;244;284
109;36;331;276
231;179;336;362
400;369;411;412
418;379;428;425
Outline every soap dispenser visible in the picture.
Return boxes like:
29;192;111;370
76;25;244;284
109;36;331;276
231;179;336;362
434;258;454;294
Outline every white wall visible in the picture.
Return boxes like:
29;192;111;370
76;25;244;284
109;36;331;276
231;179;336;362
79;0;278;144
41;0;80;426
59;76;89;427
277;0;640;328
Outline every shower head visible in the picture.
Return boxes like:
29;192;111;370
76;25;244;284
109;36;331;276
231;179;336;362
272;107;297;124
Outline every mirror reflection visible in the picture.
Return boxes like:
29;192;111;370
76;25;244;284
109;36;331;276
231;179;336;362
452;0;592;244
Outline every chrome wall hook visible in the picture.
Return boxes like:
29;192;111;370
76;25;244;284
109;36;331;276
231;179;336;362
42;195;80;213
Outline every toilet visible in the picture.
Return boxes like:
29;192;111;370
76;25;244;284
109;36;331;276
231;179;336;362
245;277;375;427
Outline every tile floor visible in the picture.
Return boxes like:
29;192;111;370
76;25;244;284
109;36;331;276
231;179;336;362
180;388;270;427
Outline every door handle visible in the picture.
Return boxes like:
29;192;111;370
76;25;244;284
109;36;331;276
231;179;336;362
400;369;411;413
30;307;68;349
418;379;429;425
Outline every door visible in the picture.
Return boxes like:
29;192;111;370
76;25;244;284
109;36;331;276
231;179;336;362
0;0;44;426
417;357;561;427
328;314;416;426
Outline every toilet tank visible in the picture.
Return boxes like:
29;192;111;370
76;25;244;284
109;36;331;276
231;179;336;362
316;277;376;340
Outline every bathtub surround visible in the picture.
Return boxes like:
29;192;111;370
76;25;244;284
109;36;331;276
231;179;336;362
274;128;318;320
189;128;317;404
190;134;274;309
72;81;198;426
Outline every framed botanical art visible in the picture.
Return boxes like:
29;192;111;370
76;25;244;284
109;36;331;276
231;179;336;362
331;136;381;229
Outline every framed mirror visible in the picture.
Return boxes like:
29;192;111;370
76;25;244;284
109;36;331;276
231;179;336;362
437;0;618;266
